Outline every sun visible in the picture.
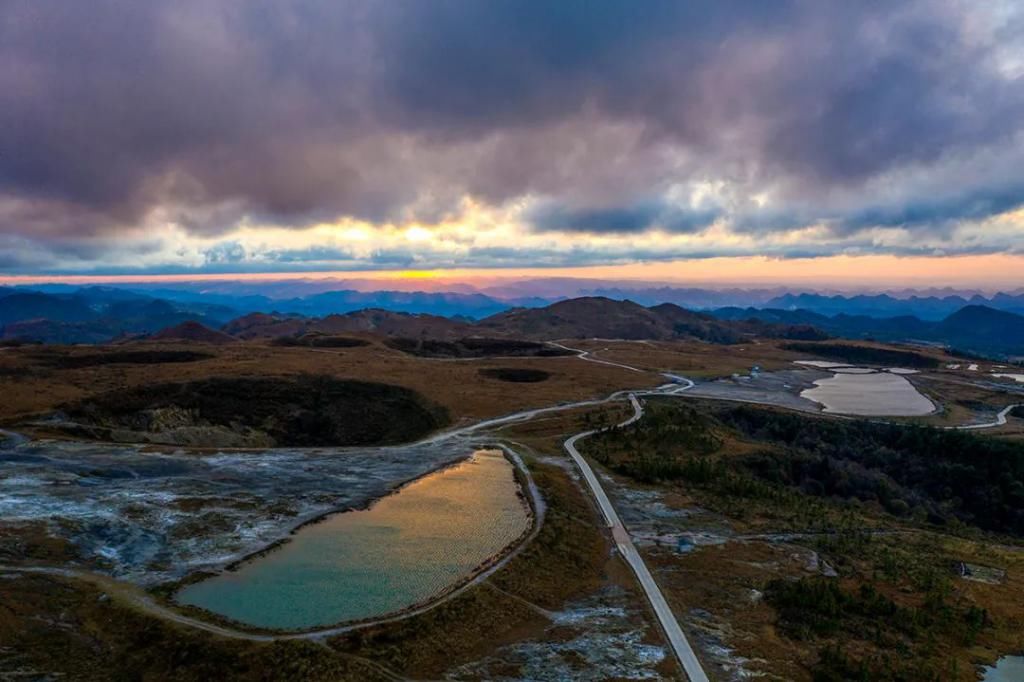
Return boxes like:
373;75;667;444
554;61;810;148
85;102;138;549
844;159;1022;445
396;270;439;279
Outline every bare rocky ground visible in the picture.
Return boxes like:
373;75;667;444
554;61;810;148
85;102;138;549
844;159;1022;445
446;585;669;681
602;475;841;682
0;430;480;584
684;368;825;413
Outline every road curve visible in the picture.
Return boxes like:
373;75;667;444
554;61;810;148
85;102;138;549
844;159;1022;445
952;403;1022;430
564;393;710;682
0;449;546;653
4;339;1015;680
547;341;646;373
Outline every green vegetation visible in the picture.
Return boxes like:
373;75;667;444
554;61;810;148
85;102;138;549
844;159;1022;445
591;399;1024;535
583;399;1022;680
0;574;389;681
270;334;370;348
721;405;1024;535
782;342;939;368
767;577;989;681
478;367;552;383
767;577;988;643
31;349;215;368
66;375;449;446
386;336;574;358
583;402;721;483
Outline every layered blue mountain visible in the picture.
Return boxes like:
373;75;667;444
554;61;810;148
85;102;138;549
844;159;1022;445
712;304;1024;356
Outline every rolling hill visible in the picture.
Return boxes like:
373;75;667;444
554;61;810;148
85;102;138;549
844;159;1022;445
150;322;238;345
477;297;826;343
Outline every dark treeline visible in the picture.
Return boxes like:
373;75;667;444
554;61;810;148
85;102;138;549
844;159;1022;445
782;342;939;368
66;375;449;447
583;403;723;484
270;334;370;348
586;400;1024;536
29;349;214;368
721;406;1024;535
768;578;988;681
386;337;574;359
478;368;552;383
767;577;987;644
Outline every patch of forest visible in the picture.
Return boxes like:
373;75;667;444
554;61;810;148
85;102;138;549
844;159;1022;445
386;337;574;358
63;375;449;447
29;349;215;368
782;342;939;368
766;577;989;680
270;334;370;348
721;405;1024;535
478;368;552;383
586;400;1024;536
583;398;1016;680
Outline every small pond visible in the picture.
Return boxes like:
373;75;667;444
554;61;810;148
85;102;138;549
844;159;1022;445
982;655;1024;681
176;449;531;630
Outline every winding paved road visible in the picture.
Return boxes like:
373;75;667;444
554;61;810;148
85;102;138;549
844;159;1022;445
565;392;710;682
952;403;1022;430
0;450;546;652
3;340;1019;682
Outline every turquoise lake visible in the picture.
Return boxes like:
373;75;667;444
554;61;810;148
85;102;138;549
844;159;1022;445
176;450;531;630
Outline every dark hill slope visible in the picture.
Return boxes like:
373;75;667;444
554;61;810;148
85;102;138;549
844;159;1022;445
479;297;673;340
151;321;238;345
314;309;470;338
933;305;1024;344
478;297;824;343
61;375;448;447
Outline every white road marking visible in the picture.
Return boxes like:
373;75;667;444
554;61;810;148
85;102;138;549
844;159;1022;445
564;392;709;682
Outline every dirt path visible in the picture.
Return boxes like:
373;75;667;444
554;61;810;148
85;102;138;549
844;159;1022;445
3;341;1017;682
0;448;545;651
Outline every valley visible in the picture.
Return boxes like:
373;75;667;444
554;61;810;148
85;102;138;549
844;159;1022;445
6;4;1024;679
3;307;1024;680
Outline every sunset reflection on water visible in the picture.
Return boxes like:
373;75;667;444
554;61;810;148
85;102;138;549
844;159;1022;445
177;450;530;630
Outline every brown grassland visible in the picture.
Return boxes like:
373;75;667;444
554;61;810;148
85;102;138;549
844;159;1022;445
3;334;1023;680
582;397;1024;681
0;338;662;429
0;404;679;680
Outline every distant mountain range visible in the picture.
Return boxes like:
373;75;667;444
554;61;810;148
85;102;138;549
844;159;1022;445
712;304;1024;357
3;284;1024;357
14;282;1024;321
223;309;471;340
11;284;543;320
0;288;235;344
759;292;1024;320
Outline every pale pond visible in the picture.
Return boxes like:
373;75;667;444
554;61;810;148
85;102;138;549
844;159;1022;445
801;371;935;416
982;655;1024;681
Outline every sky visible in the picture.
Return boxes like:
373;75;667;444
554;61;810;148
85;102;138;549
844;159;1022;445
2;1;1024;287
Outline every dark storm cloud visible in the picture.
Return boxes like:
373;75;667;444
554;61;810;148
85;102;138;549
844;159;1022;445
0;0;1022;262
838;184;1024;232
528;201;720;234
